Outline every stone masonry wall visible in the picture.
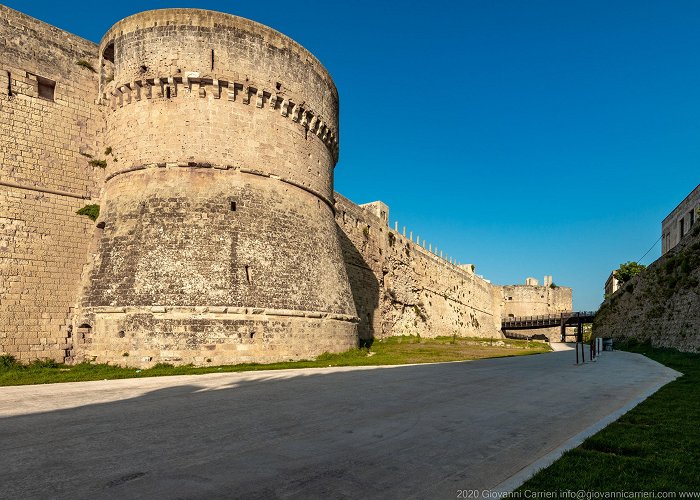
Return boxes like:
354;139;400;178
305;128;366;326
594;224;700;352
0;5;103;361
335;194;503;340
75;9;355;367
500;285;572;318
500;284;573;341
99;8;338;203
0;6;576;365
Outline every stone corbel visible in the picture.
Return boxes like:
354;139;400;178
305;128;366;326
167;76;177;97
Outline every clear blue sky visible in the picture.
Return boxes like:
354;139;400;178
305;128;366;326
7;0;699;310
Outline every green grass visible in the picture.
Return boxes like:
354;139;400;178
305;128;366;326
0;336;549;386
516;340;700;493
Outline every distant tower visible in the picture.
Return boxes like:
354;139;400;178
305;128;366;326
76;9;357;366
543;275;553;287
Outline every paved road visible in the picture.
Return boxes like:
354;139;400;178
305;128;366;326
0;350;679;499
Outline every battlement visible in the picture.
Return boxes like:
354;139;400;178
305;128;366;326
102;74;338;161
0;6;575;366
99;9;337;96
335;193;501;340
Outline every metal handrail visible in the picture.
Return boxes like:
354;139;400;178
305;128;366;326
501;310;596;327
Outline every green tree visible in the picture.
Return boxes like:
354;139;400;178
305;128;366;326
613;261;646;284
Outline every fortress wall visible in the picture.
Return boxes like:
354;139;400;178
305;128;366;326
335;194;503;340
100;8;337;203
76;10;355;367
500;285;572;317
85;169;354;313
500;285;573;341
594;226;700;352
0;5;575;364
0;6;103;361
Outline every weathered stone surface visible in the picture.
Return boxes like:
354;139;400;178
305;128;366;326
0;5;103;363
72;9;354;367
0;6;574;366
595;225;700;352
501;283;573;341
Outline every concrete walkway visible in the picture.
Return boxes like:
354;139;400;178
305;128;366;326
0;350;679;499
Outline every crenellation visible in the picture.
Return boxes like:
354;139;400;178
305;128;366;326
1;6;573;366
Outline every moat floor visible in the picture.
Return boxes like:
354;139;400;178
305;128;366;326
0;350;678;499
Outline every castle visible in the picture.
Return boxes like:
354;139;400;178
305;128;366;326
0;6;572;367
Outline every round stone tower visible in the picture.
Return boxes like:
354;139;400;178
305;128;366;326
76;9;357;366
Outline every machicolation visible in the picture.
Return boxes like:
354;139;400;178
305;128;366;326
0;6;573;367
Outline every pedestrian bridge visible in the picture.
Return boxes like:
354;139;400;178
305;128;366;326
501;311;597;342
501;311;596;330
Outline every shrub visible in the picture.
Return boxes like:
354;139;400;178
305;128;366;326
89;159;107;168
104;146;112;156
362;226;370;238
614;261;646;284
0;354;18;369
76;60;96;73
76;204;100;221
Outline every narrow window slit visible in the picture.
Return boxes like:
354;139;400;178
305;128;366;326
7;71;11;97
230;201;236;211
245;265;251;284
211;49;215;71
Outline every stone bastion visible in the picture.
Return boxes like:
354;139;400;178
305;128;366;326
76;9;358;366
0;5;573;367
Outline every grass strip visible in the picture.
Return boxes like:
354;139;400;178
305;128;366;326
0;335;549;386
516;340;700;493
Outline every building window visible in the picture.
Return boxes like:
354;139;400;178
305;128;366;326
690;209;695;228
680;218;685;238
37;76;55;101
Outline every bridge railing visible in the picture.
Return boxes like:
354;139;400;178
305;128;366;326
501;311;596;327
